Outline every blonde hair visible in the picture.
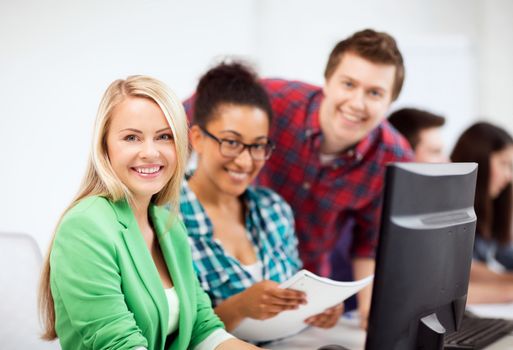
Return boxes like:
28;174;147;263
38;75;189;340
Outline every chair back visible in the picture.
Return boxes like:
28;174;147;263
0;232;60;349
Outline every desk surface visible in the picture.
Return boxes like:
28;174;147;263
267;303;513;350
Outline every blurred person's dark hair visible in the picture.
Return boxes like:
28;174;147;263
451;122;513;244
388;108;445;150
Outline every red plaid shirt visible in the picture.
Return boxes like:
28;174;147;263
256;79;413;276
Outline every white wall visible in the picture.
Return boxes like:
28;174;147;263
478;0;513;130
0;0;258;250
253;0;481;150
1;0;512;252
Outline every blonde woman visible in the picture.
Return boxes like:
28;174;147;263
38;76;263;350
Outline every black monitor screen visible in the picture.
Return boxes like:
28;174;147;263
365;162;477;350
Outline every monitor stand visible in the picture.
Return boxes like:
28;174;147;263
416;296;467;349
417;313;446;349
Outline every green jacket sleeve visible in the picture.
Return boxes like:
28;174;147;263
51;211;148;350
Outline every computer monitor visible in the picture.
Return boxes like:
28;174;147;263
365;162;477;350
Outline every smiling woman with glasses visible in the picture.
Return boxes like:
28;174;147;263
178;62;342;336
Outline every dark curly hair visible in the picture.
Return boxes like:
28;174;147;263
193;61;273;127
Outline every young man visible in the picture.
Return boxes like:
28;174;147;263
255;29;413;324
388;107;448;162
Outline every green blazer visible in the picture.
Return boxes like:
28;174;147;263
50;196;224;350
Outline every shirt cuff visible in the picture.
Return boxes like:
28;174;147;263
193;328;235;350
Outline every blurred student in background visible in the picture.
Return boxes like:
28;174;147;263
39;75;262;350
388;107;448;162
181;62;343;332
451;121;513;303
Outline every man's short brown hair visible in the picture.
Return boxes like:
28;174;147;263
388;108;445;150
324;29;405;101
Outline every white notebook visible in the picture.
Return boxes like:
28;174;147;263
232;269;374;342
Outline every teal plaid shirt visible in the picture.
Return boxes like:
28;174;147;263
179;179;302;307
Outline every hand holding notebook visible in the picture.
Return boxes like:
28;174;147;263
232;270;374;342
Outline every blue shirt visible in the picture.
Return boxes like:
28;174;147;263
474;234;513;271
179;179;302;306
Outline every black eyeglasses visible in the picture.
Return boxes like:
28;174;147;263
199;126;275;160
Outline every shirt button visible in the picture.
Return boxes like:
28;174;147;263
302;182;311;190
332;164;339;170
347;150;355;157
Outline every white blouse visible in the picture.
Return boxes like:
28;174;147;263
164;287;180;335
243;260;264;282
134;288;234;350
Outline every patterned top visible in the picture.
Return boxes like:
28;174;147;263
179;178;302;306
255;78;413;276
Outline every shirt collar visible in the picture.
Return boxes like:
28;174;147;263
180;175;252;237
179;178;212;237
305;90;323;139
352;124;382;160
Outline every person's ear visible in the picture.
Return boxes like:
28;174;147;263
190;125;204;154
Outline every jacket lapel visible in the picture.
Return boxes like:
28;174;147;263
112;199;168;342
152;205;193;349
